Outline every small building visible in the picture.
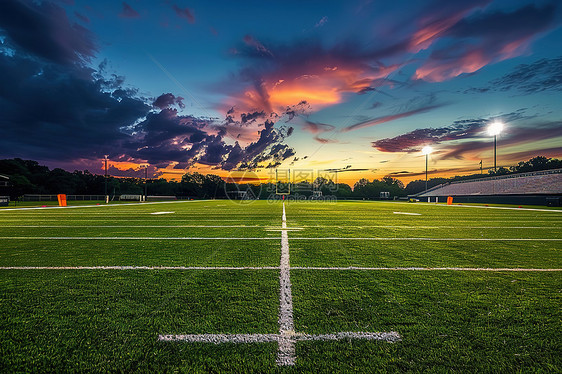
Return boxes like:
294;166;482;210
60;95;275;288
0;174;8;187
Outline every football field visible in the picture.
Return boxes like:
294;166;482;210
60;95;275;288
1;200;561;372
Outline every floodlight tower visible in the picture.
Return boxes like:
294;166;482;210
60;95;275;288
142;164;149;201
103;155;109;198
421;145;433;192
487;121;503;172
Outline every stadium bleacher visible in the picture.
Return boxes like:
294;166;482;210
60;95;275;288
418;169;562;202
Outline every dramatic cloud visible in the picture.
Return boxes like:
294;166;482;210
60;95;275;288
0;0;97;65
223;37;400;113
437;121;562;160
414;3;560;82
0;1;293;173
153;93;185;109
119;2;140;18
372;119;486;153
343;104;444;132
172;4;195;24
483;56;562;94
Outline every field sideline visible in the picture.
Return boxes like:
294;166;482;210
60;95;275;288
1;200;561;372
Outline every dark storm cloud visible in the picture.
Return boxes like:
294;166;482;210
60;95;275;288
119;2;140;18
153;93;185;109
0;54;149;161
0;0;97;65
241;111;266;124
0;1;294;172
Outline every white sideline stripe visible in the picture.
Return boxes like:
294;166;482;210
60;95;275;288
1;266;559;272
158;332;401;343
150;212;175;215
291;267;562;272
0;266;279;270
277;202;295;366
3;237;559;241
0;200;208;212
0;225;554;229
287;237;562;241
1;225;264;228
442;204;562;213
393;212;422;215
0;237;279;240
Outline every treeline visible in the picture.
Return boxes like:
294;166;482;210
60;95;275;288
0;156;560;200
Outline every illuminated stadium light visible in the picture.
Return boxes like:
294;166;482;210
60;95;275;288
421;145;433;155
421;146;433;192
487;121;504;136
487;121;504;171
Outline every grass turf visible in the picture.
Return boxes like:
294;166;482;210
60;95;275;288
0;200;560;372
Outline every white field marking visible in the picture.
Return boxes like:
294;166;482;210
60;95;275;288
438;204;562;213
1;225;264;228
159;331;401;343
0;199;209;212
265;227;304;232
158;202;401;367
0;237;279;240
150;211;175;215
1;266;559;272
393;212;422;216
0;266;279;270
298;225;554;229
286;237;562;241
291;267;562;272
277;202;295;365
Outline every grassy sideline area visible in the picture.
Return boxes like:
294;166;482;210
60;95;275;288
0;200;560;372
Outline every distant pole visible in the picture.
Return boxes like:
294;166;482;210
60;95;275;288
425;153;428;191
494;135;498;172
104;155;109;197
144;165;148;201
421;146;433;192
480;160;483;174
488;122;503;173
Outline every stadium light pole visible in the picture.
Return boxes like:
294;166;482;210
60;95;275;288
422;146;433;192
487;121;503;172
143;165;148;201
103;155;109;198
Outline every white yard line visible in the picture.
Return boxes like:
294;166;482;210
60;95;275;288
1;266;559;271
277;202;296;366
1;225;264;228
0;237;279;240
3;237;559;241
0;200;208;212
159;332;401;343
291;267;562;272
287;237;562;241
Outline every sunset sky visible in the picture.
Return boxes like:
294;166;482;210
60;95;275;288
1;0;561;185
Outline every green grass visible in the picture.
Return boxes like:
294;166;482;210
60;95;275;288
0;200;561;372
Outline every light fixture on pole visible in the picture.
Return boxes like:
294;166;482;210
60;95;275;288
487;121;503;172
421;145;433;192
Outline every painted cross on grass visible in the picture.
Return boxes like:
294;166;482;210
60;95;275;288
158;203;401;366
